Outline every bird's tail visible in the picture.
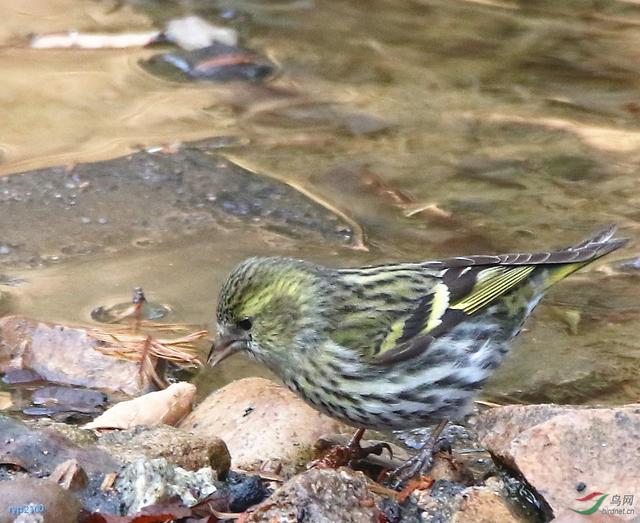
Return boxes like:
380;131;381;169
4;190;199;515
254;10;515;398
540;225;628;290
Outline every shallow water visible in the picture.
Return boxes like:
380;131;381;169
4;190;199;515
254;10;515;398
1;0;639;406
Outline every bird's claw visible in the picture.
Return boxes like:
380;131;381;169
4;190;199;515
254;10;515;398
352;441;394;462
385;432;451;490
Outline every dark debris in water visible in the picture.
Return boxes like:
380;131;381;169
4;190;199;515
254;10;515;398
144;42;276;82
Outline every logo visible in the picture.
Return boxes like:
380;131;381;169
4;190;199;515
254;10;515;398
571;492;609;515
570;490;635;518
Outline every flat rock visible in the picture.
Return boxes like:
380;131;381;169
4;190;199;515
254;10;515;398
0;477;81;523
0;315;152;395
246;468;378;523
474;404;640;521
180;377;350;474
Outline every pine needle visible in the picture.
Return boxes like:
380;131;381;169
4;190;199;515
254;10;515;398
87;325;207;369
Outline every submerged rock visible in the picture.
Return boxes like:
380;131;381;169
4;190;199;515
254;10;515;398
146;42;276;82
25;385;107;420
180;377;350;475
0;148;353;269
474;404;640;521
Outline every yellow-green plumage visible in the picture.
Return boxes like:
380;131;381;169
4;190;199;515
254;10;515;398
209;227;627;430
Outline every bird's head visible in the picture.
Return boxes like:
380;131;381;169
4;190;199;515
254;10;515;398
207;256;329;370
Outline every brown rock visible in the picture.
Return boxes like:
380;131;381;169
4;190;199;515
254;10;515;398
475;404;640;520
246;468;377;523
451;486;523;523
180;377;350;474
0;315;151;395
97;425;231;476
0;478;81;523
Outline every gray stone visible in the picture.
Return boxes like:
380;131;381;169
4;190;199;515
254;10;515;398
246;468;377;523
114;457;221;515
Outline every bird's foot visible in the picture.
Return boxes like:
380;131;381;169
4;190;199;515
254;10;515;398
385;420;450;489
309;428;393;469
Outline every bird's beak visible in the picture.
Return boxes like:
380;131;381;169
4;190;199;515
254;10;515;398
207;333;247;367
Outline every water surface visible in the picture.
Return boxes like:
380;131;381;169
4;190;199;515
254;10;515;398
1;0;639;406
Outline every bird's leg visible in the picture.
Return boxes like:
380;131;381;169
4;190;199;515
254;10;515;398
346;428;393;466
386;419;449;489
309;428;393;470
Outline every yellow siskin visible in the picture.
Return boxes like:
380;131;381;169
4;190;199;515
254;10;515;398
208;226;627;483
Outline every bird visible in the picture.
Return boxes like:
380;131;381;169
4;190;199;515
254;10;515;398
207;226;627;484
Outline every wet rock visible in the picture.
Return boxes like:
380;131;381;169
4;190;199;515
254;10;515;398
83;382;196;430
96;425;230;477
245;468;378;523
145;42;276;82
474;404;640;520
27;385;106;419
0;415;120;513
250;101;392;136
2;369;43;385
0;477;81;523
0;316;152;395
114;457;221;515
226;470;271;512
180;377;350;475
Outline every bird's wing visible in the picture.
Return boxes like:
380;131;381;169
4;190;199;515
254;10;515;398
334;226;627;364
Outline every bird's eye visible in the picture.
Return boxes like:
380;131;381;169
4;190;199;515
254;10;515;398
237;317;253;331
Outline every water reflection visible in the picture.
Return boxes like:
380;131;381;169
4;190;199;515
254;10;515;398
0;0;638;406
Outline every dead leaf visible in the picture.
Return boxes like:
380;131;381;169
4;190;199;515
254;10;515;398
83;382;196;430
